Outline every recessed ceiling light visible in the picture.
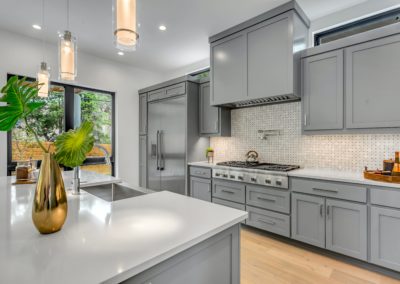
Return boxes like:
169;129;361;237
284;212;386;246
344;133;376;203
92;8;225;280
159;25;167;31
32;24;42;30
118;51;124;56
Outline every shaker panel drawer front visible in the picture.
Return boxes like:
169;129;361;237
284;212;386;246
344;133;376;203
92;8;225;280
148;89;165;101
247;206;290;237
165;82;186;97
213;198;247;224
370;187;400;209
246;185;290;214
213;180;245;204
290;178;366;203
190;166;212;179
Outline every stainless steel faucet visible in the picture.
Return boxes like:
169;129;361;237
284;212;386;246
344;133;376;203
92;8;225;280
71;144;111;195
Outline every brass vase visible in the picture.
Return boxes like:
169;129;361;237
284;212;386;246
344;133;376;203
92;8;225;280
32;153;68;234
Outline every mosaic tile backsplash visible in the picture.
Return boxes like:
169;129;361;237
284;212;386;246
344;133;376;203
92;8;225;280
210;102;400;172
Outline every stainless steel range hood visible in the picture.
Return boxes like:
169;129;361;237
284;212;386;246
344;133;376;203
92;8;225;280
225;94;301;108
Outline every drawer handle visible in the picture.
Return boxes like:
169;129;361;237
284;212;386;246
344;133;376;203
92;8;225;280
221;189;235;194
257;196;276;203
257;218;276;225
312;187;338;194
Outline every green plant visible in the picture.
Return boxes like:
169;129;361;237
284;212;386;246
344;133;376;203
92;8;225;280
0;76;94;167
205;147;214;157
54;121;95;168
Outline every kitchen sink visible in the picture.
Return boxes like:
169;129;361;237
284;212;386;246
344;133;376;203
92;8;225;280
82;183;146;202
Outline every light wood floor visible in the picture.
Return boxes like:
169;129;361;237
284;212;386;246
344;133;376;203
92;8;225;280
241;226;400;284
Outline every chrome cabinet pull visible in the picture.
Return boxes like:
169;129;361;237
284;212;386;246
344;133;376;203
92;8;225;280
257;219;276;225
313;187;338;194
257;196;276;203
304;114;307;126
320;204;323;217
159;130;164;171
221;189;235;194
327;205;331;218
156;130;159;170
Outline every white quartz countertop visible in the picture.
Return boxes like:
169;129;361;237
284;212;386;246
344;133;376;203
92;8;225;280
289;168;400;189
0;176;247;284
189;162;400;189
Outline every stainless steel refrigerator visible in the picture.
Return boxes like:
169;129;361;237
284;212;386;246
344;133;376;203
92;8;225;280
147;95;186;194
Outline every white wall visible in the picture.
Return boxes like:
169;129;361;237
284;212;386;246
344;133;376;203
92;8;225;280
0;29;164;186
309;0;400;46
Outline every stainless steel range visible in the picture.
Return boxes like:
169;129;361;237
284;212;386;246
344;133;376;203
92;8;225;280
212;161;300;189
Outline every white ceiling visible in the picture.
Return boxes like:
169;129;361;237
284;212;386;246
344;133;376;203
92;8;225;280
0;0;371;73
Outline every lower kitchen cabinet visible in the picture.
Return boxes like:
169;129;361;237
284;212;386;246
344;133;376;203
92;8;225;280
325;199;367;261
190;177;212;202
213;180;246;204
247;206;290;237
371;206;400;271
292;193;325;248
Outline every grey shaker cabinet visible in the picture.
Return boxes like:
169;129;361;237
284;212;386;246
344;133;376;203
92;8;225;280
371;206;400;271
325;199;367;261
292;193;325;248
247;14;292;100
302;50;343;130
139;93;147;135
190;177;212;202
139;135;147;187
211;32;247;105
345;34;400;129
199;82;231;136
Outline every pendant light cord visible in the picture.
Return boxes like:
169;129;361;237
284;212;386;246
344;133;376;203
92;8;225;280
66;0;70;30
41;0;45;63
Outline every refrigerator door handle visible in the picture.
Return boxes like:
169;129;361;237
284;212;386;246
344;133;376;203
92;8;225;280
156;130;160;170
159;130;164;170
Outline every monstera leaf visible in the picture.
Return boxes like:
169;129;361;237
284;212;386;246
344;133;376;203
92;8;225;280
0;76;45;131
54;121;95;168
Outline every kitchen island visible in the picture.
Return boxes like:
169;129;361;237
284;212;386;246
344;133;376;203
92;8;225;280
0;174;247;284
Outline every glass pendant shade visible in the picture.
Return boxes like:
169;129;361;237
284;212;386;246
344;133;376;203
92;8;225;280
37;62;50;98
59;30;77;81
113;0;139;51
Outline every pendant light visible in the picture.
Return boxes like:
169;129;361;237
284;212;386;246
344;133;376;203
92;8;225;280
59;0;77;81
37;0;50;98
113;0;139;51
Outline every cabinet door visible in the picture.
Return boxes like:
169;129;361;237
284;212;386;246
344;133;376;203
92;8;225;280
139;93;147;135
302;50;343;130
292;193;325;248
325;199;367;260
345;34;400;128
211;32;247;105
371;206;400;271
139;135;147;187
247;15;292;99
199;82;219;134
190;177;211;202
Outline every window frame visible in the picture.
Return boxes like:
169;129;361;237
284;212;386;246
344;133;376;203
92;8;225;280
6;73;116;176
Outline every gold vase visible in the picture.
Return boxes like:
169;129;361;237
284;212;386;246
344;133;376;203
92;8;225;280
32;153;68;234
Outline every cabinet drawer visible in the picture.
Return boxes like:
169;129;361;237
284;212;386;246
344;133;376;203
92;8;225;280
213;198;246;224
148;88;165;101
165;82;185;97
290;178;367;203
246;185;290;214
247;206;290;237
190;166;212;179
371;187;400;209
213;180;245;204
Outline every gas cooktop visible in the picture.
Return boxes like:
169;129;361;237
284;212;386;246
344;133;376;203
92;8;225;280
216;161;300;172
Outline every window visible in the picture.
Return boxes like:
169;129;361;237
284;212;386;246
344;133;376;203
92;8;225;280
314;7;400;46
7;74;115;176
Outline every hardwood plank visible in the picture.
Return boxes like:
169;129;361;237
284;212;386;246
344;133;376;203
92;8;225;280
241;226;400;284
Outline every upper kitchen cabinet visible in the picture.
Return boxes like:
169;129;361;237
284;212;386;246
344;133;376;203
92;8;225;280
302;50;344;130
139;93;147;135
301;22;400;133
345;34;400;129
199;80;231;136
209;1;310;107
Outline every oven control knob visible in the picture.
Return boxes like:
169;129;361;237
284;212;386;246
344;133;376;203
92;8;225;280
237;176;244;181
222;174;228;178
276;180;283;186
251;177;257;182
215;173;221;177
230;175;236;179
265;179;272;184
